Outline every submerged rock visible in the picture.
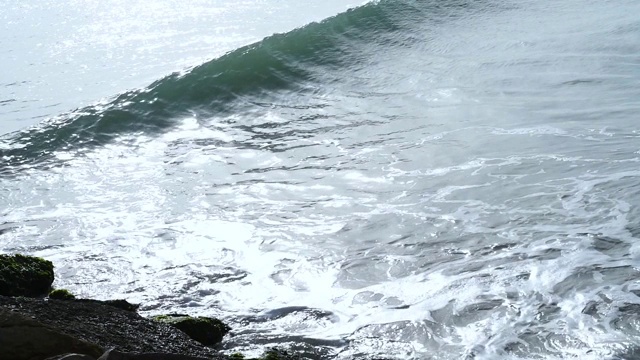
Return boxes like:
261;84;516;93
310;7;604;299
0;253;54;297
258;348;302;360
0;307;104;360
152;314;231;346
219;349;302;360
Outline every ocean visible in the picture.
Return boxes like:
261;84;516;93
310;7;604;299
2;0;640;358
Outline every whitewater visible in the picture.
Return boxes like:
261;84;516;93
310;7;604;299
2;0;640;358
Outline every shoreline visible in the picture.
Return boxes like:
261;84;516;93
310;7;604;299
0;253;306;360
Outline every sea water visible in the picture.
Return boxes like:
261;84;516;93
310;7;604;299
2;0;640;358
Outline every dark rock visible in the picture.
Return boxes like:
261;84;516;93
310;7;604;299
211;348;302;360
0;253;54;297
0;307;104;360
102;299;140;312
97;348;213;360
152;314;231;346
44;354;96;360
73;298;140;312
260;348;302;360
0;296;223;359
50;288;76;300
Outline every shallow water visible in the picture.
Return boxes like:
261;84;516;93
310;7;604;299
2;0;640;358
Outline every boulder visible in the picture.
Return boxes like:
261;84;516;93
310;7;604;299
0;307;104;360
152;314;231;346
49;289;76;300
0;253;54;297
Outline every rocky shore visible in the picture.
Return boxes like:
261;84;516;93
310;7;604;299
0;253;300;360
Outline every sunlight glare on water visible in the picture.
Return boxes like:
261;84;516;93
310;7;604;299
0;0;363;135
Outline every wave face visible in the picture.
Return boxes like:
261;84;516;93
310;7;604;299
0;0;459;170
3;0;640;358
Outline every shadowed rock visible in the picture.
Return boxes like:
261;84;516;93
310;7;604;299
45;354;97;360
152;314;231;346
97;348;213;360
0;307;104;360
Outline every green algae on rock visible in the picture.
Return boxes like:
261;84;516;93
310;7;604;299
0;253;54;297
260;348;301;360
227;348;302;360
49;288;76;300
152;314;231;346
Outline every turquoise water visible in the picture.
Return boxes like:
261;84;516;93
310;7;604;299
2;0;640;358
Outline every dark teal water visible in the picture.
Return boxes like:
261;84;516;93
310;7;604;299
2;0;640;358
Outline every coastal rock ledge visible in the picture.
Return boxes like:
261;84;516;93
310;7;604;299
0;295;223;360
0;253;302;360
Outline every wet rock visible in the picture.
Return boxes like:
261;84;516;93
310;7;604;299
0;296;223;358
0;253;54;297
102;299;139;312
221;349;302;360
44;354;97;360
49;288;76;300
152;314;231;346
257;348;302;360
97;348;213;360
0;307;104;360
75;298;140;312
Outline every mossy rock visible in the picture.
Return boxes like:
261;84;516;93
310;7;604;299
49;288;75;300
0;254;54;297
152;313;230;346
228;348;301;360
261;348;301;360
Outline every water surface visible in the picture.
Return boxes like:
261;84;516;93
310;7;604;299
2;0;640;359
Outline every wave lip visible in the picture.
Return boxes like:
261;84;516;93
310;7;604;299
0;0;440;171
1;0;499;172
